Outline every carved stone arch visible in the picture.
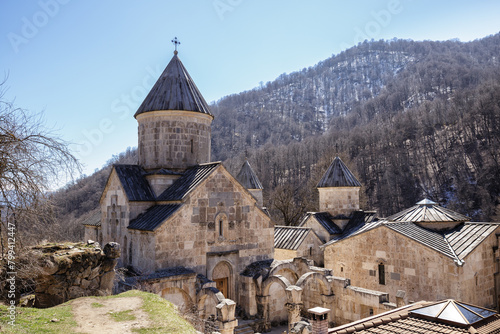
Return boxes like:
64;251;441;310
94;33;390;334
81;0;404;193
196;287;225;319
269;257;312;279
273;267;300;285
161;287;194;313
211;260;234;299
261;275;292;296
296;272;332;296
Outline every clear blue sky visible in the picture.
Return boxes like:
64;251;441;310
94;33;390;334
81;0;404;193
1;0;500;181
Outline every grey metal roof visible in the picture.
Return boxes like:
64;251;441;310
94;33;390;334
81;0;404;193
82;210;101;227
446;223;499;260
387;199;470;223
134;52;213;117
114;165;156;201
313;212;343;234
128;204;182;231
157;162;220;201
385;222;455;258
274;226;314;250
317;156;361;188
236;160;263;190
386;222;499;261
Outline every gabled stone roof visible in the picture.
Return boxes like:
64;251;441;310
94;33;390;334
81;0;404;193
134;52;213;117
236;160;263;190
317;156;361;188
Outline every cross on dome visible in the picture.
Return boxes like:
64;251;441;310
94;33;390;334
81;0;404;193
171;37;181;54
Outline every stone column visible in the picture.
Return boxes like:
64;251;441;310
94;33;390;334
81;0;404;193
216;299;238;334
309;307;330;334
257;295;271;332
285;286;303;332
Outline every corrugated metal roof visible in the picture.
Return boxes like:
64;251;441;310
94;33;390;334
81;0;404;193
236;160;263;190
114;165;156;202
446;223;499;260
128;204;182;231
317;156;361;188
274;226;313;250
387;199;470;223
134;52;213;117
157;162;220;201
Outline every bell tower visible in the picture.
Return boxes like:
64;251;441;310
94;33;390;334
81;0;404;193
134;38;214;172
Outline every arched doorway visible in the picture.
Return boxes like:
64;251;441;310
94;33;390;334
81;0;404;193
212;261;233;299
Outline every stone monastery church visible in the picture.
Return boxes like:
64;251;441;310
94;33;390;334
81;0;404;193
85;47;500;333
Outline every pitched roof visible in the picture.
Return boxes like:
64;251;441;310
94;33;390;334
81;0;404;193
236;160;263;190
127;204;182;231
307;212;343;235
134;52;213;117
387;199;470;223
385;222;456;259
385;222;499;262
317;156;361;188
274;226;315;250
114;165;156;201
157;162;220;201
82;210;101;227
329;300;500;334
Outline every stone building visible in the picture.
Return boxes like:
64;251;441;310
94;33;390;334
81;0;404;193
85;49;274;330
322;198;500;310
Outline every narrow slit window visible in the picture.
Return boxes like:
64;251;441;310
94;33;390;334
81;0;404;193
190;139;194;154
378;263;385;285
219;220;223;237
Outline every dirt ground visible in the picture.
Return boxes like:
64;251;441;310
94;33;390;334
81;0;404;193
71;296;151;334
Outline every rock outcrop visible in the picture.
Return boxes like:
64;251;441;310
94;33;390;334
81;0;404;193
33;240;120;308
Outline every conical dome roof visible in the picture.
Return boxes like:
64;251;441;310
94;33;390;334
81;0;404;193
134;52;213;117
236;160;263;190
387;199;469;223
317;157;361;188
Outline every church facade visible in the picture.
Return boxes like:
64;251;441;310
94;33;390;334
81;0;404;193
86;50;274;327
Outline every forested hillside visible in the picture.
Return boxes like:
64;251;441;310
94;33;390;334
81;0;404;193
53;33;500;238
215;34;500;223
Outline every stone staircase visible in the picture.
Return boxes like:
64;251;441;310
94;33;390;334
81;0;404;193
234;318;255;334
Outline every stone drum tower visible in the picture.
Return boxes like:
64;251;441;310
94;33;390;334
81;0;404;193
134;49;214;172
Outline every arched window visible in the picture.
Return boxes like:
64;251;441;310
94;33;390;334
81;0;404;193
378;263;385;285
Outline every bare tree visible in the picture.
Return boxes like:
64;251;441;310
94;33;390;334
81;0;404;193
0;83;80;253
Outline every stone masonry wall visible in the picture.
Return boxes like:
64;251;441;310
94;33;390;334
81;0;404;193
323;225;498;308
33;241;120;308
137;111;213;171
318;187;360;217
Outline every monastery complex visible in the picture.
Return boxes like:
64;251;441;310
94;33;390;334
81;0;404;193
84;47;500;334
